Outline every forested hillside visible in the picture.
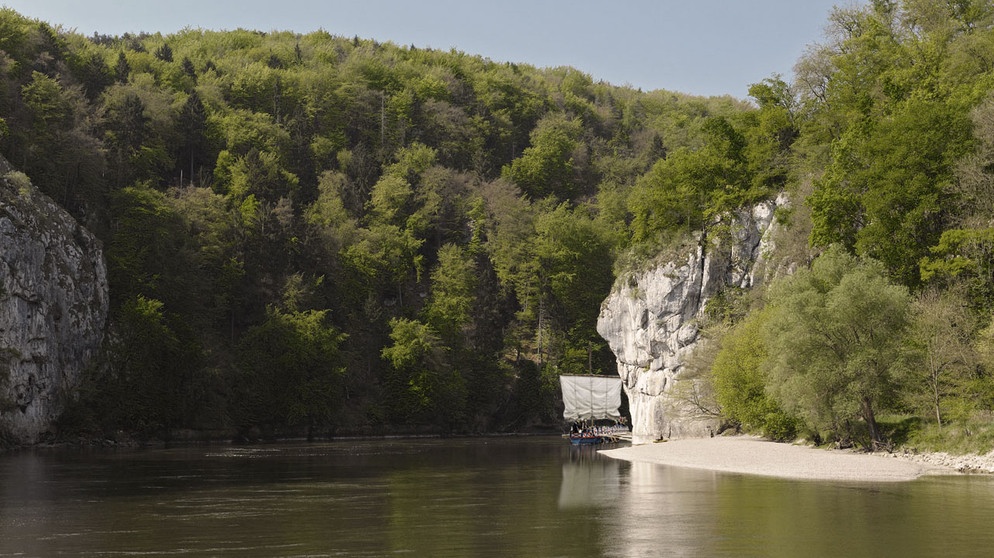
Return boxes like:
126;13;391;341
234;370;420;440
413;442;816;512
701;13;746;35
708;0;994;452
4;1;994;450
0;8;767;439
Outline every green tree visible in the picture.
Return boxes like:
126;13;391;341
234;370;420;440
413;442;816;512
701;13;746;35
903;289;978;426
744;76;798;192
341;223;424;302
234;307;346;438
424;243;477;340
533;203;615;373
502;113;582;199
765;246;912;445
809;99;973;286
381;317;466;427
107;183;188;306
114;51;131;83
96;295;202;434
177;89;209;184
154;42;173;62
711;308;798;441
628;116;758;243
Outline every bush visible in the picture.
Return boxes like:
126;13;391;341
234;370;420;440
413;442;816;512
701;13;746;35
4;170;32;197
762;410;799;442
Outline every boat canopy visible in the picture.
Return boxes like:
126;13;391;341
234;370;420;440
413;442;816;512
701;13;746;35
560;375;622;422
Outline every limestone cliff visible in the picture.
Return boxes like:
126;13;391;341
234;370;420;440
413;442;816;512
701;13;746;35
597;197;782;444
0;160;108;444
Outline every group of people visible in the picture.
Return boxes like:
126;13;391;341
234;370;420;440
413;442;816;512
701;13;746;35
568;419;628;438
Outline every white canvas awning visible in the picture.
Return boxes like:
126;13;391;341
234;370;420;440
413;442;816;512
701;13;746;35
560;375;622;422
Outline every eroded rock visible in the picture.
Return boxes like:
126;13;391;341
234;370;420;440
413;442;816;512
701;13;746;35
0;160;108;444
597;197;782;444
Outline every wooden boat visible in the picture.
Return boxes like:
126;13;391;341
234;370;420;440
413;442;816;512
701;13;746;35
560;374;628;445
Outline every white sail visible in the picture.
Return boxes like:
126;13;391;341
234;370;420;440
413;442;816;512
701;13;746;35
560;375;622;421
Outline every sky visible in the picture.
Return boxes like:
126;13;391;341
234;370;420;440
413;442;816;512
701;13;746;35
0;0;863;99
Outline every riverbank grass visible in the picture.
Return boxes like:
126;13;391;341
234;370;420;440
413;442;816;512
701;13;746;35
904;415;994;455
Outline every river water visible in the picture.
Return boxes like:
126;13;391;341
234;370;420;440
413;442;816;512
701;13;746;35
1;436;993;557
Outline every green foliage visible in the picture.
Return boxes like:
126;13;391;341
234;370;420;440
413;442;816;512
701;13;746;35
4;170;31;196
18;2;994;444
86;295;204;435
901;289;978;426
711;308;799;441
107;183;188;306
627;115;772;244
810;99;973;286
424;244;477;339
502;113;582;200
764;246;912;445
381;317;466;427
907;416;994;455
533;203;615;343
233;307;345;436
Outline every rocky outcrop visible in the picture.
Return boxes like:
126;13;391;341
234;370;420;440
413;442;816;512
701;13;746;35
0;160;108;444
597;197;782;444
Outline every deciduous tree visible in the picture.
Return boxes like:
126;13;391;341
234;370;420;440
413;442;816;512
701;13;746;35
765;246;911;445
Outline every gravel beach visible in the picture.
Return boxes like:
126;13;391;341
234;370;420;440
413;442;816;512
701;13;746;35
600;436;963;482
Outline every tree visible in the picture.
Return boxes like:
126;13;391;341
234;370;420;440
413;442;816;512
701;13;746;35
627;116;759;243
181;56;197;80
381;317;466;427
711;307;798;441
424;243;477;340
501;113;582;199
94;295;203;434
154;42;173;62
107;183;188;307
234;307;346;438
114;51;130;83
904;289;978;426
341;223;424;301
177;90;208;184
744;76;798;192
533;203;615;373
765;246;911;445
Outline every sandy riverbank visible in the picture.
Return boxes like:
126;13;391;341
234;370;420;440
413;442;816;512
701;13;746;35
599;436;975;482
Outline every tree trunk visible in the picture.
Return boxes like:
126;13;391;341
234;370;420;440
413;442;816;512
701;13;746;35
862;397;881;444
933;379;943;427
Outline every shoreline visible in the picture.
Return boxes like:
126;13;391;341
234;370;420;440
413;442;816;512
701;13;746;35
599;436;988;482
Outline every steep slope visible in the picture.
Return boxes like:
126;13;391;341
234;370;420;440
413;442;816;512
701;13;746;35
597;197;782;444
0;159;108;444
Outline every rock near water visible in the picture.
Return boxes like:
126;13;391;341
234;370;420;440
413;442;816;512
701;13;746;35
0;160;108;444
597;197;782;444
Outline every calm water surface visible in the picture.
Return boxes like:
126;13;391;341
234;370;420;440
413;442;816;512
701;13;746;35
2;437;994;557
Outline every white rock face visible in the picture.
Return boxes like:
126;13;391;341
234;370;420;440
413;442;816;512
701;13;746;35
0;162;108;444
597;198;782;444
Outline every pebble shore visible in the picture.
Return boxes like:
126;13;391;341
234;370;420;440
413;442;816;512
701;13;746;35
890;447;994;474
600;436;990;482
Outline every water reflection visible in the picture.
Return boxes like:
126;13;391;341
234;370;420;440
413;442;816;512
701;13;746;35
559;446;621;509
3;439;994;557
601;461;722;557
601;458;994;558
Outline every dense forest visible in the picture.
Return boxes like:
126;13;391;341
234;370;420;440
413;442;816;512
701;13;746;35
3;1;994;450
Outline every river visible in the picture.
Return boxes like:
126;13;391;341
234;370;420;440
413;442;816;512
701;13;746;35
1;436;993;557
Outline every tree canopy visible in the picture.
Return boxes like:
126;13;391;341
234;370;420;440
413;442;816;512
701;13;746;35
7;2;994;448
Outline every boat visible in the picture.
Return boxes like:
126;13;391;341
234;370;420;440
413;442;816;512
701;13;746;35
560;374;628;445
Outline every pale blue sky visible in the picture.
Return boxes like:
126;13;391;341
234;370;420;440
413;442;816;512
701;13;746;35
0;0;862;99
